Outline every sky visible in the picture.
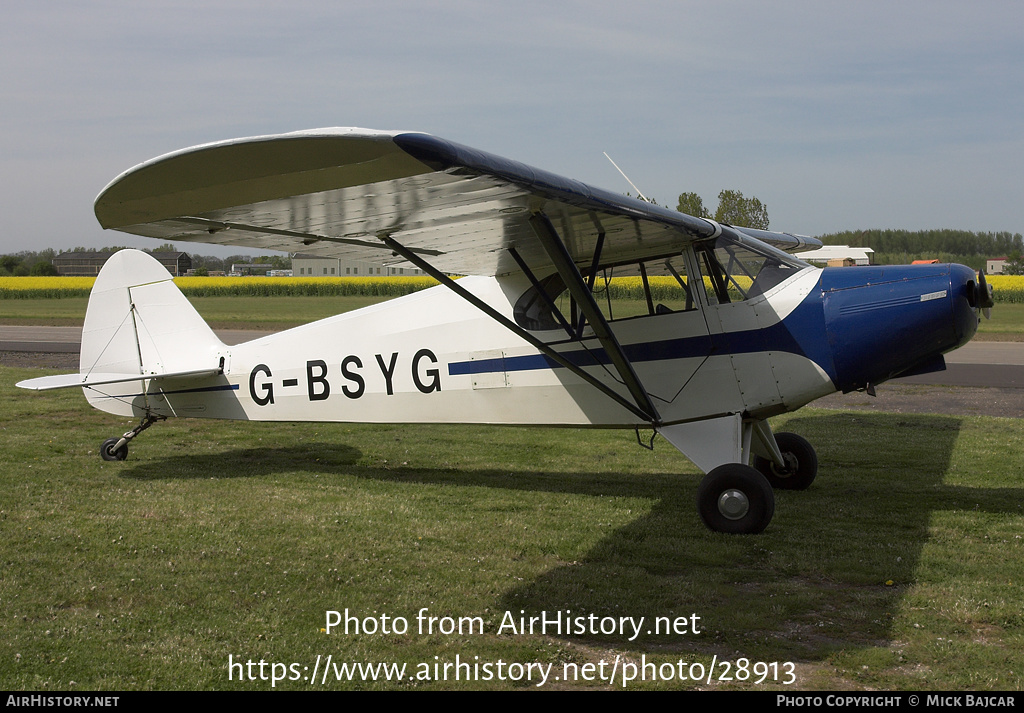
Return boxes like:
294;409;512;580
3;1;1022;257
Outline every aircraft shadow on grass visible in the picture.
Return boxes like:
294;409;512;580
119;444;363;480
119;411;1022;658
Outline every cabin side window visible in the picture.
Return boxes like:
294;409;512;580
513;254;697;332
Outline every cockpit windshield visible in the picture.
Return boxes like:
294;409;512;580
695;234;808;305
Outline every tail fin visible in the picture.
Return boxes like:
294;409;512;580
80;249;223;378
18;250;226;417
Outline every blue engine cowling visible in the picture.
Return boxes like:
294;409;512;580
822;263;980;393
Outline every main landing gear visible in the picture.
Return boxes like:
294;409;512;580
99;413;165;461
697;463;775;534
693;430;819;535
753;432;818;491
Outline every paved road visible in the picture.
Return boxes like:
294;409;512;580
2;325;1022;389
894;342;1024;388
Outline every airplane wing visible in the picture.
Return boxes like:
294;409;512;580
95;128;820;277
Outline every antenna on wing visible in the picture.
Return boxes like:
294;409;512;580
603;152;651;203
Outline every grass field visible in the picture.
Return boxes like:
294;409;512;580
973;303;1024;339
2;367;1024;690
0;296;389;330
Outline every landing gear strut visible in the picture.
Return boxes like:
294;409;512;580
99;413;165;461
753;432;818;490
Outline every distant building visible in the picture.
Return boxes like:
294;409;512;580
291;253;425;277
987;257;1008;274
54;251;191;276
795;246;874;266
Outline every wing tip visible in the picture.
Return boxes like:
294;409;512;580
93;128;434;230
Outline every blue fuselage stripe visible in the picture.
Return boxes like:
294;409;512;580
447;296;832;379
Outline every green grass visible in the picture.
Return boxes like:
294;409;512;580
0;297;89;325
0;296;391;330
976;303;1024;339
3;367;1024;690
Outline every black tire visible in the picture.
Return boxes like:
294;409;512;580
754;432;817;490
100;437;128;462
697;463;775;534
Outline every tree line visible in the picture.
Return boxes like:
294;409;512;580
819;229;1023;258
1;249;60;276
673;193;1022;271
818;229;1024;271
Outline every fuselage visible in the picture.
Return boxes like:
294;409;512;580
123;261;979;427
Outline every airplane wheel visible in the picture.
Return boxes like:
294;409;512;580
100;437;128;462
754;432;817;490
697;464;774;534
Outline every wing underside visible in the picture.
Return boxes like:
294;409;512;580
95;128;819;277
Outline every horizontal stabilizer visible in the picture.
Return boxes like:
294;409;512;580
16;366;223;392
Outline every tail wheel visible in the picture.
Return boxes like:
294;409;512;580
98;414;164;462
697;464;775;534
100;438;128;461
754;432;817;490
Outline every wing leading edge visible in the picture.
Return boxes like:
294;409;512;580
95;128;820;277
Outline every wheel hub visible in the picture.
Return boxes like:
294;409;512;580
717;488;749;520
771;453;798;477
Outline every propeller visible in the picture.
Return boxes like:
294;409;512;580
970;270;995;319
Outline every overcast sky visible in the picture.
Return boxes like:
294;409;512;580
3;1;1022;257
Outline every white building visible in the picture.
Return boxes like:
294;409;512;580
291;253;425;277
987;258;1008;274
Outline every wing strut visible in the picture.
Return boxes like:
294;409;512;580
507;247;575;338
377;233;656;424
576;230;607;338
527;213;661;425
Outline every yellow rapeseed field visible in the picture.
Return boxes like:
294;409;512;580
0;276;439;299
172;275;439;297
0;276;95;298
4;273;1024;301
985;275;1024;298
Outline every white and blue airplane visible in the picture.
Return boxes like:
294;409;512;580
17;128;993;534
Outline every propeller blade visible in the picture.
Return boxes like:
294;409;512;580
977;270;995;311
